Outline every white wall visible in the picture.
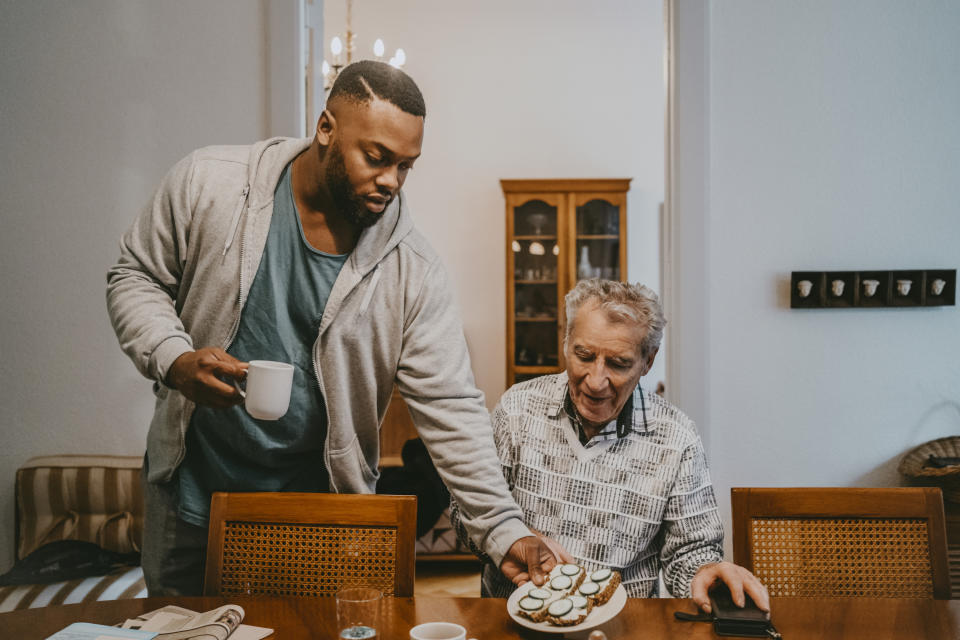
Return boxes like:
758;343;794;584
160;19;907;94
0;0;287;572
671;0;960;556
0;0;666;572
323;0;667;404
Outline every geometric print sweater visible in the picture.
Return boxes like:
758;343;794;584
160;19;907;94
451;373;723;598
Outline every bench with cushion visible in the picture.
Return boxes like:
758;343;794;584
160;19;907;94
0;455;146;611
2;451;470;611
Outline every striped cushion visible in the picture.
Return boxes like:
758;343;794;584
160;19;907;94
16;455;144;560
0;566;146;612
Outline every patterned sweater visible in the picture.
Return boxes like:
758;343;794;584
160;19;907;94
451;373;723;598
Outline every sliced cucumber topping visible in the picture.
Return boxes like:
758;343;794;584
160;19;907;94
560;563;581;576
550;575;572;590
570;595;589;609
579;581;600;596
519;596;544;611
529;588;551;600
590;568;612;582
547;598;574;617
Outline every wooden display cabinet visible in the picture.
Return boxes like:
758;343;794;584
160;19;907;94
501;179;631;387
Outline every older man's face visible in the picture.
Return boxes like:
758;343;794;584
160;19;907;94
565;301;657;429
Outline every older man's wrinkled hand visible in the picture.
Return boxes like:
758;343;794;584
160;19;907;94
690;561;770;614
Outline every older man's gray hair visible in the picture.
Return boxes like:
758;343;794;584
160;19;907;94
564;279;667;357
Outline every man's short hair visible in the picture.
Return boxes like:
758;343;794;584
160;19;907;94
564;279;667;357
328;60;426;117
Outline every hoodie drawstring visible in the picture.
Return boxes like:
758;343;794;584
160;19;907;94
358;265;382;316
222;185;250;256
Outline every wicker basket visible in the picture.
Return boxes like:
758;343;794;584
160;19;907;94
898;436;960;503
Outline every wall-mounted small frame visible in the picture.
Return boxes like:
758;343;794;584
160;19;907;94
790;269;955;309
857;271;889;307
889;270;923;307
824;271;855;308
791;271;824;308
925;269;956;307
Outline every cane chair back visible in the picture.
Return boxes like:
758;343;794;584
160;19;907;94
204;492;417;597
732;487;950;599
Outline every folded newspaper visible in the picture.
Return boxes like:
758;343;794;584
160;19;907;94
45;605;273;640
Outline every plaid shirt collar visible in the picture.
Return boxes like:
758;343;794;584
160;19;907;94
562;382;651;445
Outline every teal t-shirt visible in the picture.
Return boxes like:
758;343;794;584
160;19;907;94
177;163;348;526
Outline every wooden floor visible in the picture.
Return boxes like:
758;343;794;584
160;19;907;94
415;560;482;597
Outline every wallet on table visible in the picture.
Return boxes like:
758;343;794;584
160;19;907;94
674;583;781;639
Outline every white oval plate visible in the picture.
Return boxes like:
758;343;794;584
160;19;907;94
506;583;627;634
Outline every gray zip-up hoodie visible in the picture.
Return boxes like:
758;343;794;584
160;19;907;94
106;137;529;565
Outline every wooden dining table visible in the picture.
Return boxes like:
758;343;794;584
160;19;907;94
1;595;957;639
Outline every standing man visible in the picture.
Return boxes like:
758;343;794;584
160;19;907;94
107;61;558;595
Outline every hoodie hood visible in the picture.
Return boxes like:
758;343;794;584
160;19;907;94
351;189;415;274
232;136;413;275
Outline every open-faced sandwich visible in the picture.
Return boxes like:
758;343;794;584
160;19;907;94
514;564;620;627
543;595;593;626
516;587;555;623
546;563;586;596
575;567;621;607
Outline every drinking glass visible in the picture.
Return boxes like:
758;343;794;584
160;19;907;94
336;587;381;639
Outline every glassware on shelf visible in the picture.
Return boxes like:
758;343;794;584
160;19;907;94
605;212;619;234
578;245;593;280
527;213;548;236
577;199;620;236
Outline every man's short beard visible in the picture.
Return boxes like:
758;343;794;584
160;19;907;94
325;141;382;228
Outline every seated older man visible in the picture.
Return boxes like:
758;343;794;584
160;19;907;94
452;279;768;614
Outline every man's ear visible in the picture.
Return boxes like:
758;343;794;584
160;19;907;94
641;346;660;375
315;109;335;146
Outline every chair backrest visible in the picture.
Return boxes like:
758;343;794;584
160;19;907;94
731;487;950;599
203;492;417;597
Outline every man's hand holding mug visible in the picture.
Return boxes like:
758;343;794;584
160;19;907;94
167;348;293;420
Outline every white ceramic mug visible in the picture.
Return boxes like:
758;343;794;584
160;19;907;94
831;279;845;297
896;279;913;296
409;622;467;640
234;360;294;420
797;280;813;298
862;279;880;297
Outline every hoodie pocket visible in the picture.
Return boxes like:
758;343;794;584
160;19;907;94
328;435;380;490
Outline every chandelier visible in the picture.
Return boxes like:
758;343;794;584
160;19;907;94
322;0;407;91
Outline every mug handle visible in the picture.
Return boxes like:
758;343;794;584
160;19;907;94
231;378;246;399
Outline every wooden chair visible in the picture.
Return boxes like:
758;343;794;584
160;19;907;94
203;492;417;597
732;487;950;599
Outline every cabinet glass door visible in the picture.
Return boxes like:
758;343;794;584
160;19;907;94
512;199;560;375
574;197;622;282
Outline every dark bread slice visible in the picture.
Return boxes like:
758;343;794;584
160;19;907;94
544;597;589;626
591;569;621;606
516;594;550;623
